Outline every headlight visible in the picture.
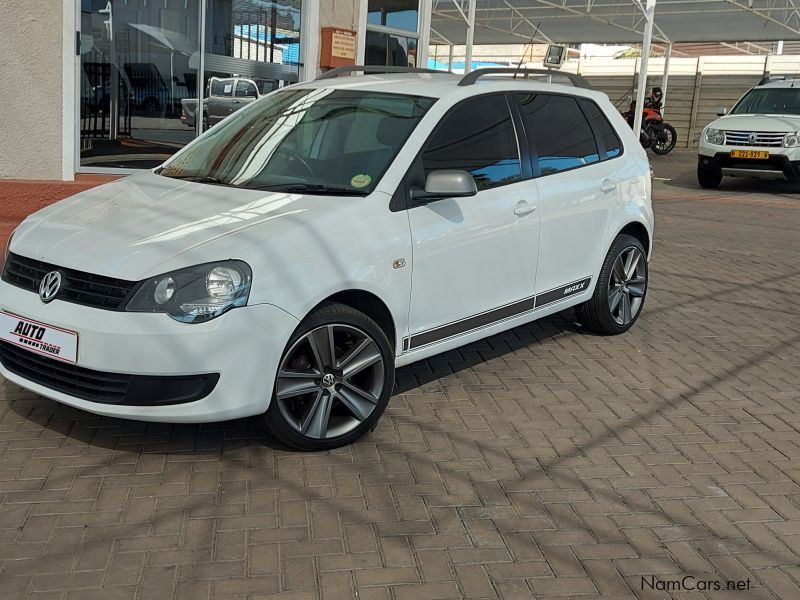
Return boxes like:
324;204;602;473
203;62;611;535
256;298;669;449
125;260;252;323
704;128;724;145
785;132;800;148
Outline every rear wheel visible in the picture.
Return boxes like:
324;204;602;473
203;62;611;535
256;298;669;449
264;303;394;450
697;163;722;189
576;234;648;335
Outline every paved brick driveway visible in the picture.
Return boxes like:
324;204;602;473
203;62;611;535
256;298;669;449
1;151;799;599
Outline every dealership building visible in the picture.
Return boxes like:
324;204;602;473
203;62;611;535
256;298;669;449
0;0;431;181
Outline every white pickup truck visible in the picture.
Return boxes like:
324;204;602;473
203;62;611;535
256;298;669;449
181;77;275;129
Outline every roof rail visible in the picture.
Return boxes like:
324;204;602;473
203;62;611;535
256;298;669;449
758;74;793;85
458;68;592;89
317;66;451;80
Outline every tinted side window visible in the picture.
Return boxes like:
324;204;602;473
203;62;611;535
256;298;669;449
422;95;521;190
211;79;233;97
236;81;258;98
579;99;622;159
516;93;600;175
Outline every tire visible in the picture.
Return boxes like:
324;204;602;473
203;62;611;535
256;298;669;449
576;234;648;335
697;163;722;189
264;302;395;450
651;123;677;155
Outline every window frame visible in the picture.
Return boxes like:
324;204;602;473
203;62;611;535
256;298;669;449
509;92;624;179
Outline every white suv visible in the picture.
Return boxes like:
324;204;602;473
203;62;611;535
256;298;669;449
699;76;800;188
1;67;653;450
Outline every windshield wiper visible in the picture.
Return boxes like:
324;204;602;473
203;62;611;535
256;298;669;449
158;173;229;186
249;183;369;196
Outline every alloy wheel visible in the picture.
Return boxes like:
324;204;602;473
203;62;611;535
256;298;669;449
608;246;647;325
275;324;385;440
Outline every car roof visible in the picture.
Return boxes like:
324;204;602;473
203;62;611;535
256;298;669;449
291;72;607;103
756;80;800;89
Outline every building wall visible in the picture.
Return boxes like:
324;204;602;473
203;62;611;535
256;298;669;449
0;1;65;180
320;0;360;31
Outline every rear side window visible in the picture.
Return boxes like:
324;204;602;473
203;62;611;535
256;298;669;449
516;93;600;176
579;99;622;159
422;95;521;190
236;81;258;98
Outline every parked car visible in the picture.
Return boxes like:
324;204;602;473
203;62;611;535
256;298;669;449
123;63;189;116
181;77;276;129
1;68;653;450
698;75;800;188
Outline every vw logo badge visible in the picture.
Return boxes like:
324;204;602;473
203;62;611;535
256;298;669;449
748;132;758;145
39;271;62;304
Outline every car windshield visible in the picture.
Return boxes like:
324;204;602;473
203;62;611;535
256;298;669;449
732;87;800;115
158;88;436;195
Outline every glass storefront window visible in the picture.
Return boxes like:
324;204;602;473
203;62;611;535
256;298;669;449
367;0;419;32
80;0;202;169
79;0;301;171
365;31;417;67
206;0;301;66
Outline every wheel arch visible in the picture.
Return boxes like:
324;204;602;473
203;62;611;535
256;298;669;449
617;221;651;257
311;289;397;349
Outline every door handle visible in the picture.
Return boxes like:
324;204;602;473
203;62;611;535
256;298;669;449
601;179;617;193
513;201;537;217
232;99;240;104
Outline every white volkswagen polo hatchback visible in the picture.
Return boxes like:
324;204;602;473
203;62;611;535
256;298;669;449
1;67;653;450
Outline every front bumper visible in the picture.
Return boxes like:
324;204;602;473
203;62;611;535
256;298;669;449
0;280;299;422
698;146;800;180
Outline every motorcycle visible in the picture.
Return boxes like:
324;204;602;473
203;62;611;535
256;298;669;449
623;92;677;155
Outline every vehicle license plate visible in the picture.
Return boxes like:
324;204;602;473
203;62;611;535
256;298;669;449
730;150;769;159
0;310;78;363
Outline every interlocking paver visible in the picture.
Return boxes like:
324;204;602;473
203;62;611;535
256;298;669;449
2;151;800;598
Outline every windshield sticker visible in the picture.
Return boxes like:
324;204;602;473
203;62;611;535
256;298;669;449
350;174;372;189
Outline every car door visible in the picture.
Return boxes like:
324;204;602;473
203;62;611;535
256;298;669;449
405;94;541;351
234;80;259;113
208;78;235;125
514;92;624;299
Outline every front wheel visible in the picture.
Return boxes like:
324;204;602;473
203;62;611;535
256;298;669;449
576;234;648;335
264;303;395;450
651;123;677;155
697;163;722;189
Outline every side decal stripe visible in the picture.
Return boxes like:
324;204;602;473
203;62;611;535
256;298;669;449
535;277;592;308
405;277;592;351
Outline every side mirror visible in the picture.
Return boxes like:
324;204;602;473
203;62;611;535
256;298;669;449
411;170;477;203
717;107;728;116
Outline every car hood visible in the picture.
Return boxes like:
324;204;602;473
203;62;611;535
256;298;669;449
11;172;360;281
710;113;800;132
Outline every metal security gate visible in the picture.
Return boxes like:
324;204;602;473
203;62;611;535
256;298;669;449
80;58;131;140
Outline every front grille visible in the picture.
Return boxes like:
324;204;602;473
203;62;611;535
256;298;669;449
2;253;137;310
0;341;130;403
723;130;788;147
0;342;220;406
